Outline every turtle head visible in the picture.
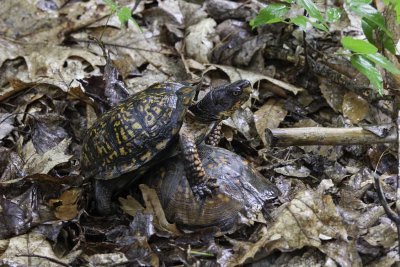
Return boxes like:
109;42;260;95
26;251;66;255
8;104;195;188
189;79;252;121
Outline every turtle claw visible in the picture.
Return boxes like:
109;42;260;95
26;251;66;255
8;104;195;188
192;177;219;199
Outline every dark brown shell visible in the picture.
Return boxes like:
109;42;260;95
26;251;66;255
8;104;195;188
80;82;196;180
146;144;279;232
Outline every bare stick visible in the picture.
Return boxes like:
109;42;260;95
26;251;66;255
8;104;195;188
266;125;397;147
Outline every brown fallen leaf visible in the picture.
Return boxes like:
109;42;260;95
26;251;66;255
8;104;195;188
118;195;145;216
342;91;369;124
207;64;304;95
22;138;73;175
185;18;217;63
139;184;181;236
48;188;82;221
222;181;351;266
254;99;287;145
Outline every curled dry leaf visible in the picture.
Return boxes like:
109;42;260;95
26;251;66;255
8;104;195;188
185;18;217;64
207;64;304;95
22;138;73;175
254;99;287;145
139;184;181;236
48;188;82;221
118;195;145;217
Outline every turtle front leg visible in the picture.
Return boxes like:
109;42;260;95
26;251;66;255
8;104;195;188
205;122;222;146
179;128;218;199
93;179;116;215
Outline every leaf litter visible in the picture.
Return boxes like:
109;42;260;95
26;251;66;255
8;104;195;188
0;0;399;266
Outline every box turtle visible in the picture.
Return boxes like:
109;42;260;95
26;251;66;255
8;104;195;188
145;144;279;233
81;80;252;214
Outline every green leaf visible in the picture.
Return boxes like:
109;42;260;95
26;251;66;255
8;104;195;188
326;7;341;22
365;53;400;74
351;54;383;93
283;0;295;3
250;4;288;28
361;18;375;43
297;0;323;21
395;2;400;23
349;2;391;37
310;21;329;32
117;6;132;25
103;0;118;12
349;0;372;4
290;15;309;29
382;34;396;54
341;37;378;53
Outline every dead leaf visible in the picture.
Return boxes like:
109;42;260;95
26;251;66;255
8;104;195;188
48;188;82;221
85;252;129;266
0;232;81;266
139;184;181;236
362;221;397;249
223;185;348;265
254;99;287;145
185;18;216;63
342;92;369;124
119;195;145;216
22;138;73;175
0;113;15;140
207;64;304;95
274;165;311;178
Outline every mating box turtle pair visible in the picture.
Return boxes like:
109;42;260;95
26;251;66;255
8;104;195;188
81;79;278;230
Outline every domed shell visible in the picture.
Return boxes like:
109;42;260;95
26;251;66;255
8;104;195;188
146;144;279;232
81;82;196;180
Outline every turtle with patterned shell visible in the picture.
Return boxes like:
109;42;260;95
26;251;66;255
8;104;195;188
81;79;252;214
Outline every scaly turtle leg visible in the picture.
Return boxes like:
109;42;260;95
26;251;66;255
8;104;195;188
205;122;222;146
179;127;218;199
94;179;115;215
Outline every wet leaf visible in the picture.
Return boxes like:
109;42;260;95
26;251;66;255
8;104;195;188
0;113;15;140
342;91;369;124
0;198;31;239
0;232;81;266
274;165;311;178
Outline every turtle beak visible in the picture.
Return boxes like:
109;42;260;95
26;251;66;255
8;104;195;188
243;85;252;95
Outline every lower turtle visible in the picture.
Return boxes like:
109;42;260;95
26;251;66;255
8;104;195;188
145;144;279;233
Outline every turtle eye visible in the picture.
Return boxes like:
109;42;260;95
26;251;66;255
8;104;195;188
232;87;242;96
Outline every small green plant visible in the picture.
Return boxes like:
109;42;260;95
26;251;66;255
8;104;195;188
250;0;400;94
103;0;142;31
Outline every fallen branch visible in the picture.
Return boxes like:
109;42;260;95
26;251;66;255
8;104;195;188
266;124;397;146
